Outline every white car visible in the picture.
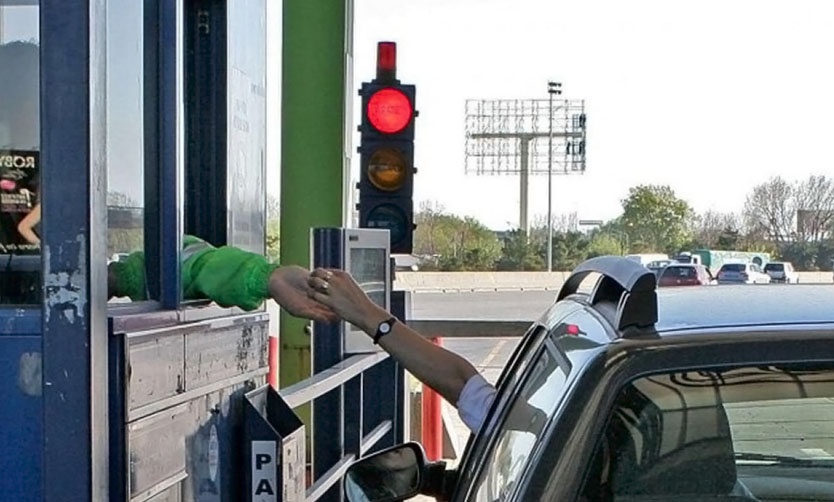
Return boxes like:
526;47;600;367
764;261;799;283
716;262;771;284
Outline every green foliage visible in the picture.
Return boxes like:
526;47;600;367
621;185;694;254
549;231;591;270
266;217;280;263
587;233;623;258
495;229;544;271
413;203;501;271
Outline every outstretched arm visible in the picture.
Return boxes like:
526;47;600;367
307;268;478;406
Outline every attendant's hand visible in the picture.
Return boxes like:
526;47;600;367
268;266;339;323
307;268;389;332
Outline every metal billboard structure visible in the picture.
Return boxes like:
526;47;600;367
464;98;586;235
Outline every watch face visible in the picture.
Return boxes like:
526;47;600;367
379;322;392;334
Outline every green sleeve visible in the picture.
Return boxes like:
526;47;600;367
110;251;148;301
183;246;280;311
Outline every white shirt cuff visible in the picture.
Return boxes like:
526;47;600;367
456;373;497;434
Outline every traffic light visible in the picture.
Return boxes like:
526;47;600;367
357;42;417;254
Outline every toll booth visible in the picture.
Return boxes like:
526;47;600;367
0;0;274;500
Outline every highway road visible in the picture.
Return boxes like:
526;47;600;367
408;290;547;375
410;290;557;321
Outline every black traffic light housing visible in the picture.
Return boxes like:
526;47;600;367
356;42;417;254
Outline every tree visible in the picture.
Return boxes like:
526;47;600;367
550;231;591;270
495;229;544;271
620;185;694;254
107;191;142;256
693;210;741;249
266;194;280;261
413;203;501;271
793;175;834;242
586;233;623;257
743;176;794;243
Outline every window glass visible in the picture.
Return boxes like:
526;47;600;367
0;2;40;305
582;363;834;500
473;338;569;502
663;266;696;279
106;0;146;304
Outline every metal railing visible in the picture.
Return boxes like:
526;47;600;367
276;318;530;501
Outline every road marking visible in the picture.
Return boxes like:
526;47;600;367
801;448;834;459
479;340;507;369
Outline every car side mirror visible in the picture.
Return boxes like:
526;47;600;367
344;442;426;502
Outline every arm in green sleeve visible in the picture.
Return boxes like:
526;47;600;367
183;246;279;311
108;251;148;301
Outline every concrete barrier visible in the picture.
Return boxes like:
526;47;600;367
394;271;833;292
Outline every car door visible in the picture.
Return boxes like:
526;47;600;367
448;300;583;501
451;301;613;501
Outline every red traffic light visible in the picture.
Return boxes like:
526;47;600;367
366;88;413;134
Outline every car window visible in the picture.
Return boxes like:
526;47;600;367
765;263;784;272
580;363;834;500
465;305;611;502
471;336;569;502
661;266;695;278
720;263;746;273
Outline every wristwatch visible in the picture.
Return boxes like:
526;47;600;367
373;317;398;345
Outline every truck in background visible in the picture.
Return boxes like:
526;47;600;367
681;249;771;274
625;253;670;266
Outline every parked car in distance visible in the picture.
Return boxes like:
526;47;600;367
764;261;799;283
657;263;714;287
646;259;672;278
343;256;834;502
716;262;771;284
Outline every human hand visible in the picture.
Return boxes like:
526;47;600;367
307;268;389;332
268;265;339;323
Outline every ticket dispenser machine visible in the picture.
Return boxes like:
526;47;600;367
307;228;408;500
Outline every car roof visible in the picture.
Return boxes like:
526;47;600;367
654;284;834;333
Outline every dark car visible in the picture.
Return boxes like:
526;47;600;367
657;263;714;287
344;257;834;502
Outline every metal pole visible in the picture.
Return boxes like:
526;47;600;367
519;138;530;236
546;83;561;270
547;88;553;272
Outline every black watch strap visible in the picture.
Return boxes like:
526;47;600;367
373;317;398;345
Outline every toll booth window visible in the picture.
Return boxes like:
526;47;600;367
0;4;41;306
106;0;146;305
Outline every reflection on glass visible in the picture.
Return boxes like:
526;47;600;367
106;0;145;303
0;4;40;305
474;339;569;502
344;446;420;502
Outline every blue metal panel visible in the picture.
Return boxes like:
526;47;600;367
391;290;409;445
0;309;42;500
312;228;345;502
40;0;109;499
157;0;183;309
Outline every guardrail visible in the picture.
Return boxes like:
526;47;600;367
395;271;833;292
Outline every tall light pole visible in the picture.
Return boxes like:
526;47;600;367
546;81;562;272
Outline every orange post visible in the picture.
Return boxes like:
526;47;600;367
268;335;279;388
422;337;444;461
